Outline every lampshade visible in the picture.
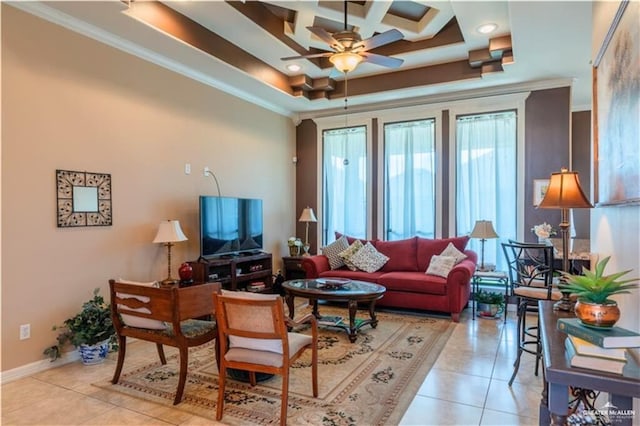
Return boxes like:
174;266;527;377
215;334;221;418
538;169;593;209
153;220;187;244
470;220;498;239
298;207;317;223
329;52;363;73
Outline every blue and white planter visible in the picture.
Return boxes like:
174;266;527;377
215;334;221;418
78;340;109;365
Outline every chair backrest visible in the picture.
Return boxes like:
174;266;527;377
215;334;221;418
213;293;288;355
501;241;555;291
109;281;219;332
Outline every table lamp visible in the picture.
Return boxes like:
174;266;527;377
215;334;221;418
538;168;593;310
153;220;188;286
470;220;499;271
298;207;317;256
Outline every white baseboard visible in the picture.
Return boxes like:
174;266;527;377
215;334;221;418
1;350;80;385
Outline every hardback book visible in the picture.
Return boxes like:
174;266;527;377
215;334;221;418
567;335;627;361
564;337;626;375
557;318;640;348
318;315;344;326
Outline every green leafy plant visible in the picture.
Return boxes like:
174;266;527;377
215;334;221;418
474;289;505;308
558;256;639;304
43;288;117;361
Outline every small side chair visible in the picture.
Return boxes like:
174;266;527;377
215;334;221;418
213;292;318;426
109;280;220;405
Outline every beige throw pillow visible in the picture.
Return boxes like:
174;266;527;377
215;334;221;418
338;240;364;271
425;255;457;278
440;242;467;264
350;242;389;273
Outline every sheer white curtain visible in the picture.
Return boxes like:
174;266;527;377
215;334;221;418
323;126;367;243
384;119;436;240
456;111;516;270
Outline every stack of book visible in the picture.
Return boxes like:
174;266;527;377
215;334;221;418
558;318;640;375
246;282;266;292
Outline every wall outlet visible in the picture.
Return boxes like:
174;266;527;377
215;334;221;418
184;163;191;175
20;324;30;340
203;166;210;177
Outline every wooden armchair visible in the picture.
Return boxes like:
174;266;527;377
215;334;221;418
213;292;318;426
108;280;220;405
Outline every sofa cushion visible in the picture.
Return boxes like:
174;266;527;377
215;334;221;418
375;237;418;272
426;255;457;278
350;242;389;273
339;240;364;271
417;236;470;271
321;235;350;270
440;242;467;264
318;269;385;282
378;272;448;295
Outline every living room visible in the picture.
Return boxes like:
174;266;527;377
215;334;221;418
2;1;639;425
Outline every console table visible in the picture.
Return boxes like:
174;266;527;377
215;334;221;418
538;301;640;425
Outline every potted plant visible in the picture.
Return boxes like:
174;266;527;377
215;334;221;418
475;289;505;318
558;256;639;328
43;288;117;364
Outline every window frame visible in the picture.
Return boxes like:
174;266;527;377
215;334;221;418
314;115;373;245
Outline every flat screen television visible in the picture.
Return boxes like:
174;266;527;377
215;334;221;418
199;196;263;258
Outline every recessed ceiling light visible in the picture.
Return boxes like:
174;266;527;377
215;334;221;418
287;64;301;72
477;23;498;34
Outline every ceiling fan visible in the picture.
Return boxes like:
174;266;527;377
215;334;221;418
282;1;404;74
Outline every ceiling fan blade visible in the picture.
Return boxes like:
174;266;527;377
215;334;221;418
281;52;333;61
355;29;404;51
307;26;342;50
360;52;404;69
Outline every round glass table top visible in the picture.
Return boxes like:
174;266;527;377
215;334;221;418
282;278;385;297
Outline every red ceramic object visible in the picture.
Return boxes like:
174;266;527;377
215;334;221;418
178;262;193;281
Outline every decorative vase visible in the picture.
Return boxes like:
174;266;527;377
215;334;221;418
476;303;504;319
574;299;620;328
178;262;193;281
78;340;110;365
538;237;552;246
289;245;300;256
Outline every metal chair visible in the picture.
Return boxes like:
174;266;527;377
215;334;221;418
213;292;318;426
501;241;561;386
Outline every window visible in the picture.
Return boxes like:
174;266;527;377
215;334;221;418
383;119;436;240
322;126;368;243
455;111;517;270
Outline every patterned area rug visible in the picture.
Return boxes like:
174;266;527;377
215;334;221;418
94;306;455;425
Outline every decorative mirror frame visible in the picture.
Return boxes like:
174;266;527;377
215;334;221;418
56;169;112;227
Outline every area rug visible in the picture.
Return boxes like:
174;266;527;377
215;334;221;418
94;307;455;425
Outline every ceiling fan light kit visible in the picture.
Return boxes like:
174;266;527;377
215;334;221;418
329;51;363;73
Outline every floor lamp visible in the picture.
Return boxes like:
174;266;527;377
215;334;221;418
470;220;499;272
153;220;188;286
538;168;593;310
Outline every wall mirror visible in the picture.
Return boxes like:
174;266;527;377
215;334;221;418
56;169;112;227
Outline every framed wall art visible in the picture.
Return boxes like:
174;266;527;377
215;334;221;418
56;169;112;227
533;179;549;206
593;0;640;206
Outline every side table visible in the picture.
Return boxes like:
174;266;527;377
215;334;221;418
472;271;509;322
282;256;307;281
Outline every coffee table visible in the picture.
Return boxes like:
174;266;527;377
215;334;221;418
282;278;385;342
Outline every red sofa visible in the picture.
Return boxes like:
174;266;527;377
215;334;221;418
301;236;477;322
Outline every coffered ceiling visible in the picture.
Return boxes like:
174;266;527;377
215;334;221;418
12;1;593;119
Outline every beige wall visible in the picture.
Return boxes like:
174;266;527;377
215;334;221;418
1;5;296;372
591;1;640;332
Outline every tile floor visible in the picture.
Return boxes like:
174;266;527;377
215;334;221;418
2;308;544;425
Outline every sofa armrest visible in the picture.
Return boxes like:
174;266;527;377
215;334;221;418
301;255;331;278
445;253;477;318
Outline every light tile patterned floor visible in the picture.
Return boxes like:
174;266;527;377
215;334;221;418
2;309;543;425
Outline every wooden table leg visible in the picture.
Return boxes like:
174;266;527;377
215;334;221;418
368;299;379;328
347;299;358;342
285;293;295;321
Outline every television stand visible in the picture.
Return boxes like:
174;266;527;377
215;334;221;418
189;252;273;292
